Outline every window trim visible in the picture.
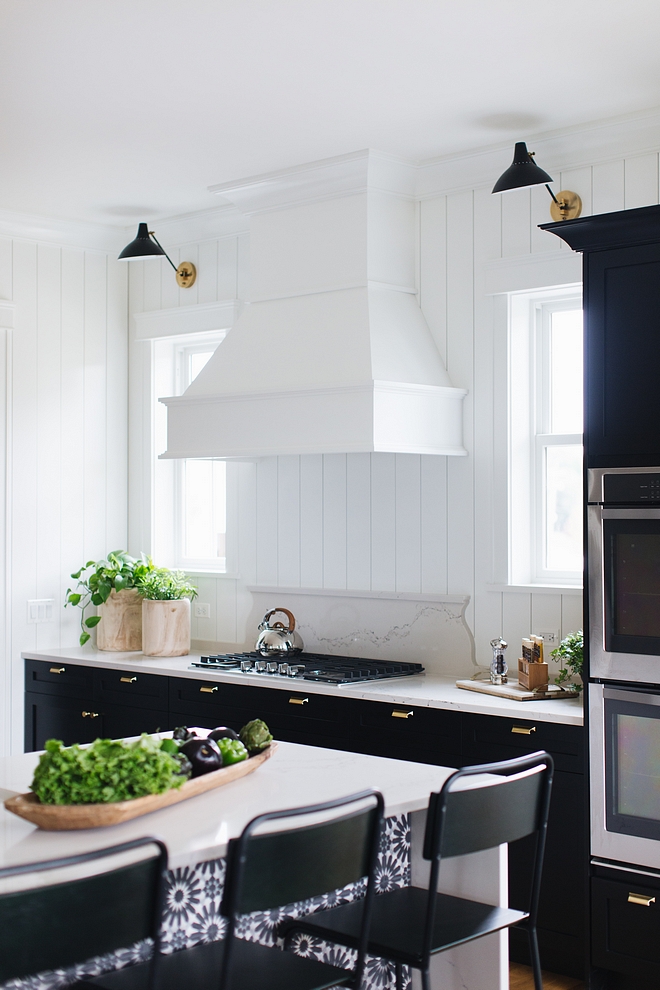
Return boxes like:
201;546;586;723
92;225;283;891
508;284;583;589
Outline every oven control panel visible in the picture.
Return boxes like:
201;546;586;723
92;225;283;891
604;472;660;504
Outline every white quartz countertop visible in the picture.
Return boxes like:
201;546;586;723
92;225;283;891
0;741;457;871
23;647;583;726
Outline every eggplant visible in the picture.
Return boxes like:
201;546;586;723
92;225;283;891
180;737;223;777
208;726;240;743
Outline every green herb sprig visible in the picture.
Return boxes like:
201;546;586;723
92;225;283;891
138;568;198;602
551;629;584;693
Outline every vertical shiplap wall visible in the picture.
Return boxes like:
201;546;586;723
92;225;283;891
129;149;660;660
2;236;127;755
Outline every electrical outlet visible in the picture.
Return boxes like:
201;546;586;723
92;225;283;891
27;599;55;623
194;602;211;619
537;630;560;648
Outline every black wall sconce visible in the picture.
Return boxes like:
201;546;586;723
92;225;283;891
492;142;582;221
118;223;197;288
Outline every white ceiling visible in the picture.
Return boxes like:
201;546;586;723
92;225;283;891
2;0;660;226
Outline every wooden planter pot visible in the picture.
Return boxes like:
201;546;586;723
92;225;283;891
96;589;143;652
142;599;191;657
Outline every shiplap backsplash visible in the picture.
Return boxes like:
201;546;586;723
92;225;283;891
1;236;127;755
128;148;660;666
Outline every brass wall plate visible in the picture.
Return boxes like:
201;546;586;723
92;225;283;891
550;190;582;222
176;262;197;288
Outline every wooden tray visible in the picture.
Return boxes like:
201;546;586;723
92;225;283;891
456;678;579;701
4;743;276;831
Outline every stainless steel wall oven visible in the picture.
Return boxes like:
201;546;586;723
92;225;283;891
588;467;660;684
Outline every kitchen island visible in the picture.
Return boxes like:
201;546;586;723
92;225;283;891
1;740;508;990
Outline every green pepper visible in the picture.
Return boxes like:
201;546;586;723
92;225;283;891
215;737;248;765
160;737;180;755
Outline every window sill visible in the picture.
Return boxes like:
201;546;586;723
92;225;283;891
487;583;583;595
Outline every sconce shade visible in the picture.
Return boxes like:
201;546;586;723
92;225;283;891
118;223;165;260
492;141;554;193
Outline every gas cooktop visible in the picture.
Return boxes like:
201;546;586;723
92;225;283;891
190;651;425;684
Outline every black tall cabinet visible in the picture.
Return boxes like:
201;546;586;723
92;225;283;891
541;204;660;468
541;204;660;989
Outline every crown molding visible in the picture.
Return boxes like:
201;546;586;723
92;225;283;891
208;149;418;215
138;204;249;245
0;209;125;252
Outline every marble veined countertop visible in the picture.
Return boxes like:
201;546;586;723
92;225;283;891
0;740;458;871
23;646;583;726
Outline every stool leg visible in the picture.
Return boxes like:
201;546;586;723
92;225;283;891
528;925;543;990
395;961;403;990
421;968;432;990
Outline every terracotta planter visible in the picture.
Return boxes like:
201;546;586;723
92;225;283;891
96;589;143;652
142;598;191;657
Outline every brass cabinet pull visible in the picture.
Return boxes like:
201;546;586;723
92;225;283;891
50;667;65;674
628;892;656;907
120;676;137;684
511;725;536;735
81;711;100;718
289;697;309;705
392;710;414;719
200;686;218;694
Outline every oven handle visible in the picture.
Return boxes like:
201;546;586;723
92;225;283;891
601;507;660;520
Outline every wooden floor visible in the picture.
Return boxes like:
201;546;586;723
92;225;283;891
509;962;585;990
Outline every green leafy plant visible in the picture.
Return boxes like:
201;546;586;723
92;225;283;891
551;629;584;693
30;735;188;805
65;551;153;646
138;567;198;602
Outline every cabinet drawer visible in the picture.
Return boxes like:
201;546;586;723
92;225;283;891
94;669;169;711
25;659;94;699
169;678;346;721
592;874;660;981
462;713;584;774
350;701;462;767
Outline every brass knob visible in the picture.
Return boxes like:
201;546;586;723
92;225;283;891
50;667;65;674
289;697;309;705
392;710;414;719
120;676;137;684
511;726;536;735
200;685;218;694
81;711;100;718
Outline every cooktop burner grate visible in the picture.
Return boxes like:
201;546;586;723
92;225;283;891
190;651;424;684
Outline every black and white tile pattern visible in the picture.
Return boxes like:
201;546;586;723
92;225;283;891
1;814;411;990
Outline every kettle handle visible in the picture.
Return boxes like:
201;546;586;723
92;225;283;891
263;607;296;632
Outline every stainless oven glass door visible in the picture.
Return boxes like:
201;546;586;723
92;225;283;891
589;502;660;683
591;683;660;870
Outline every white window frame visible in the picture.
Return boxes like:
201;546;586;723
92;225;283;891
508;285;583;588
152;330;235;574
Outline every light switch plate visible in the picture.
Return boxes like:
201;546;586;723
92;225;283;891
27;599;55;623
194;602;211;619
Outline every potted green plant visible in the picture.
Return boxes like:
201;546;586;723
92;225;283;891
138;568;198;657
551;629;584;694
65;551;153;649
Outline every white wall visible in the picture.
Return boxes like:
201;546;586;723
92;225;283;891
127;116;660;667
0;223;128;756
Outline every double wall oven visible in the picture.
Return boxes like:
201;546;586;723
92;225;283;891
589;466;660;870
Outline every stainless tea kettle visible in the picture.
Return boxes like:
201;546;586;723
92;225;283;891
255;607;304;656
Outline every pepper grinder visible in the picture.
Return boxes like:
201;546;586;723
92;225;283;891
490;637;508;685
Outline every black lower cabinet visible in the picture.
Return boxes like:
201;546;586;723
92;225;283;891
462;712;586;979
25;691;102;750
591;866;660;990
349;699;462;767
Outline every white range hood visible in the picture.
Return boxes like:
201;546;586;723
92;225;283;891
161;151;467;459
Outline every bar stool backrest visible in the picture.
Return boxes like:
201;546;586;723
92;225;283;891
423;752;554;861
420;752;554;969
220;789;384;990
0;837;167;987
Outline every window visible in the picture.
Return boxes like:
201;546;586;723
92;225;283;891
153;332;228;571
509;287;583;586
